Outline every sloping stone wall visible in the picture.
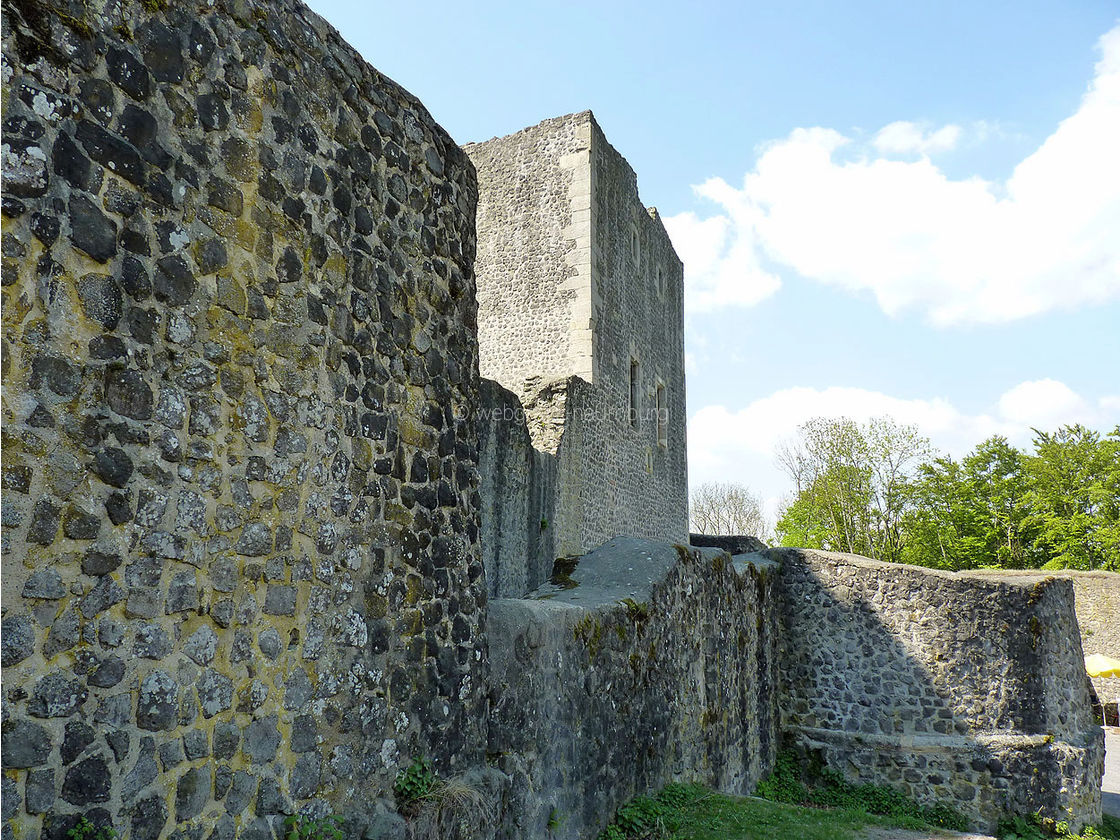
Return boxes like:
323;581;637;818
1068;572;1120;707
973;570;1120;707
1;1;487;837
773;548;1104;832
487;539;780;840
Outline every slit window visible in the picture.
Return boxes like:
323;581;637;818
656;266;665;298
629;359;640;428
631;225;640;266
656;384;667;448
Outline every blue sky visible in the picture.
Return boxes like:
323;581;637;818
306;0;1120;517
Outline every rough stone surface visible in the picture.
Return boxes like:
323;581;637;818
972;570;1120;709
488;538;780;840
2;0;485;835
772;548;1104;832
1;1;1107;838
468;112;689;595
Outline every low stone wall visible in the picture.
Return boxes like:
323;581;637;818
1070;571;1120;709
773;548;1104;832
486;538;780;839
976;571;1120;707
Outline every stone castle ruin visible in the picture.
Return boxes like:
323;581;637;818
469;112;688;598
0;1;1108;838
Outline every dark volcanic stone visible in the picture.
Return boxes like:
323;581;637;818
2;463;31;493
30;211;60;245
198;668;233;719
136;671;178;731
120;255;152;300
197;93;229;131
26;498;62;545
76;120;144;186
126;307;157;343
28;673;88;718
277;247;301;283
43;609;80;658
196;238;227;274
236;522;272;556
118;105;171;169
88;656;125;688
183;729;208;760
130;796;167;840
165;571;199;613
25;767;54;814
105;492;133;525
106;45;151;100
207;177;243;215
105;368;153;419
78;575;126;618
263;585;296;616
30;354;80;396
94;447;134;488
213;722;238;759
176;765;211;821
62;754;111;805
154;255;196;305
77;274;123;330
1;615;35;667
23;568;64;599
83;548;123;576
1;719;52;768
242;715;280;763
69;194;118;262
141;22;184;83
63;505;100;539
52;132;93;190
61;720;95;764
79;78;116;124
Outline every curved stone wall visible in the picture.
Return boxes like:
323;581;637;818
1;0;485;836
773;548;1104;831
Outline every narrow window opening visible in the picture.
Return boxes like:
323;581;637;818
631;226;640;266
656;384;667;448
656;266;665;298
629;359;640;428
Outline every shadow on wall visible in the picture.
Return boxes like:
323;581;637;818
485;538;782;840
770;548;1105;833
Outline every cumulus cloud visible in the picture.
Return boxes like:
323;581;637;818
666;25;1120;324
662;205;781;313
873;121;962;155
687;380;1120;511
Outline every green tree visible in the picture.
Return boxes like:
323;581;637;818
902;436;1036;570
1022;424;1120;571
775;417;930;562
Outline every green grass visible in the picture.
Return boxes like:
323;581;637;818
597;777;1120;840
753;750;969;832
597;783;957;840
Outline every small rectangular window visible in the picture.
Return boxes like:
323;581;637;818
656;385;667;448
629;359;640;428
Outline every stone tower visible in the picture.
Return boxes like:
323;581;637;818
466;112;689;594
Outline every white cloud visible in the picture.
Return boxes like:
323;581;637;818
666;25;1120;324
688;380;1120;514
873;121;962;155
996;378;1095;429
662;207;781;314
